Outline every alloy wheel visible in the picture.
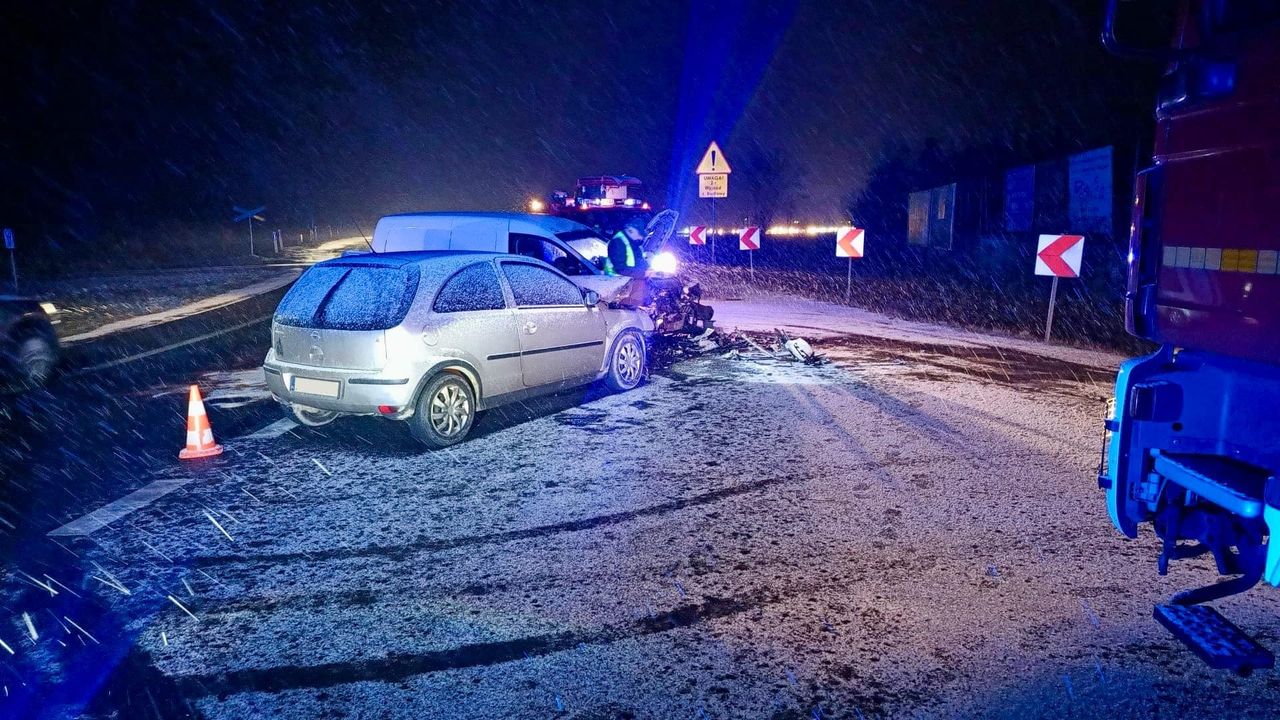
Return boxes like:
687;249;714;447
615;336;643;387
430;383;471;437
18;336;56;387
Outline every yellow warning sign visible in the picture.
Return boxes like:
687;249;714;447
695;141;732;175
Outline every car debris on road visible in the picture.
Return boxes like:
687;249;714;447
650;328;748;370
649;326;828;370
775;328;829;366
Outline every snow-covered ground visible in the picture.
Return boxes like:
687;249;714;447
38;236;367;342
711;294;1127;371
16;312;1277;719
60;272;300;343
145;368;273;410
278;235;372;266
684;261;1143;354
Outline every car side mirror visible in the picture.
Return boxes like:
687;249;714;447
583;290;600;307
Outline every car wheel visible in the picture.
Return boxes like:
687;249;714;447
16;334;57;388
409;373;476;448
605;331;646;392
291;403;339;427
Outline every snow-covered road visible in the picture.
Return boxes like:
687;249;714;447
14;315;1280;719
710;294;1126;371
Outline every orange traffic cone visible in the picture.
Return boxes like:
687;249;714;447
179;385;223;460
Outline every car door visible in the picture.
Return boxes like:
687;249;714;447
509;231;632;300
498;261;607;388
428;260;522;399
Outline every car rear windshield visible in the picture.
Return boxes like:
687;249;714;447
275;264;420;331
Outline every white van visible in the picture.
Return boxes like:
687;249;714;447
370;212;630;300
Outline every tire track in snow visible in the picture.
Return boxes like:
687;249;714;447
191;472;803;569
173;591;772;697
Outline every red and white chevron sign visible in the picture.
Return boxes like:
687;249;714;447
689;226;707;245
1035;234;1085;278
739;226;760;251
836;227;864;258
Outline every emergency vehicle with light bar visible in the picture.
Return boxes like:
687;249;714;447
531;175;652;238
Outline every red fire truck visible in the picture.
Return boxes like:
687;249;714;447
1101;0;1280;672
531;175;652;237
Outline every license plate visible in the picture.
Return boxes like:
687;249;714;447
292;376;340;398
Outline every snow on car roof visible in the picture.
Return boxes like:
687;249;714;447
371;212;599;253
379;211;590;234
313;250;557;289
316;250;472;269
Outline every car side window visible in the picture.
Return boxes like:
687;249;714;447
501;262;585;307
432;262;507;313
509;233;591;276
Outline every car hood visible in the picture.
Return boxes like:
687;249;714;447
570;274;631;301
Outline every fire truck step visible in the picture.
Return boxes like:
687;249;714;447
1154;603;1274;674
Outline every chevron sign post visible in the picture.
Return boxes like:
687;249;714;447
836;227;865;301
740;226;760;282
689;226;707;246
836;227;864;258
1035;234;1085;342
1036;234;1084;277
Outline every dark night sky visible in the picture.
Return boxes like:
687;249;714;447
0;1;1153;253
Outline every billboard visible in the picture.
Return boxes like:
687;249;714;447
908;183;956;249
908;190;929;245
1004;165;1035;232
1068;147;1112;234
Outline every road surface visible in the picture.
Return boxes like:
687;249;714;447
2;292;1278;719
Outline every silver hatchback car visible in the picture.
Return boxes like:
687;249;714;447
263;251;654;447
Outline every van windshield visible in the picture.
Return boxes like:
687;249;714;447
556;230;610;262
275;264;420;331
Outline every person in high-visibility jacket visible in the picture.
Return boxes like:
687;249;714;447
604;219;649;277
604;219;650;307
